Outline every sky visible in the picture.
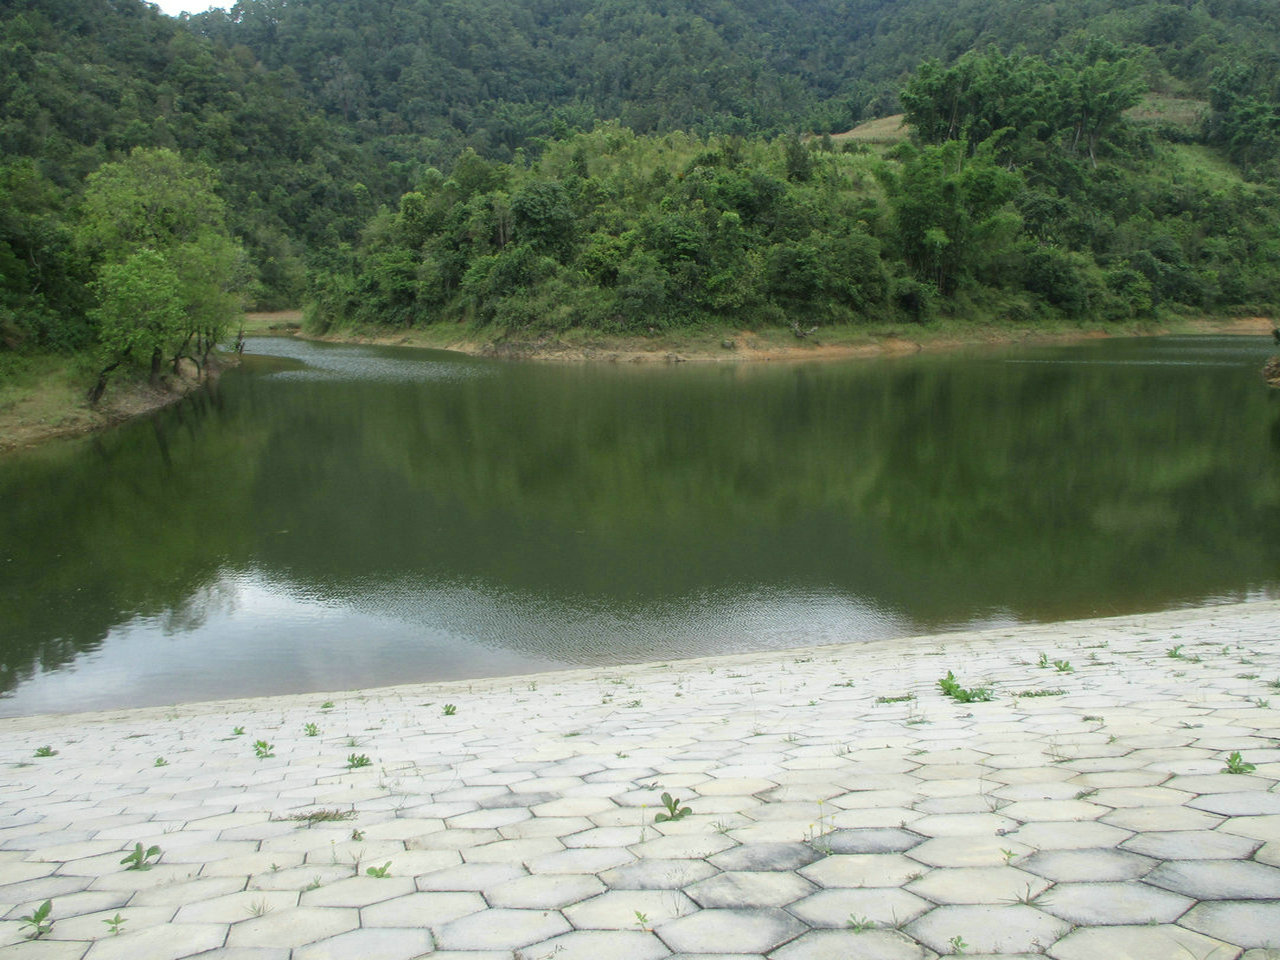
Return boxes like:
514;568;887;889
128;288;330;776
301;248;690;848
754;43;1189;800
150;0;224;17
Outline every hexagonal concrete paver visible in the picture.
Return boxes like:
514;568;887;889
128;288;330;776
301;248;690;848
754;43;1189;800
224;907;359;949
788;887;932;928
1035;880;1193;925
685;870;815;908
1046;924;1239;960
906;866;1049;905
708;842;823;872
519;929;672;960
800;854;923;889
1146;860;1280;900
433;907;571;950
655;907;805;954
1020;847;1156;882
359;891;487;927
905;904;1070;955
1179;900;1280;949
564;889;695;928
1121;830;1260;861
769;928;936;960
291;927;435;960
486;873;605;909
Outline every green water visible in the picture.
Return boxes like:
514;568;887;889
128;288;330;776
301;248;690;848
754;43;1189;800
2;334;1277;715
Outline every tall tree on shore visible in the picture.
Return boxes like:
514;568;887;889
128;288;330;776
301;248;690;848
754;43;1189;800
78;147;248;401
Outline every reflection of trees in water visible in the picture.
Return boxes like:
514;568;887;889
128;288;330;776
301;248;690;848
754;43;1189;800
1;342;1278;698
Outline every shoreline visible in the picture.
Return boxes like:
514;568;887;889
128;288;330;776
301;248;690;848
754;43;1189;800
2;599;1277;958
291;314;1274;364
3;314;1273;453
0;359;228;456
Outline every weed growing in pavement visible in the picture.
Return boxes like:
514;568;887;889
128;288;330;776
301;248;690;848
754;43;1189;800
103;913;125;935
248;898;272;917
304;723;320;737
1053;660;1074;673
654;792;692;822
280;808;354;824
875;694;915;704
232;726;245;736
19;900;53;939
847;915;876;932
1013;689;1065;698
1223;751;1256;774
120;842;161;871
347;754;372;769
154;757;168;767
321;701;334;709
366;861;392;878
949;934;970;954
253;740;274;759
442;704;457;716
1037;652;1050;668
937;672;993;703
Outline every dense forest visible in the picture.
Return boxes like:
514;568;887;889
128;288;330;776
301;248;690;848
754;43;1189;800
3;0;1280;393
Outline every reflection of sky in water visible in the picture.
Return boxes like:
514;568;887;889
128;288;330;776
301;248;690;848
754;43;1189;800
0;568;935;716
242;336;488;383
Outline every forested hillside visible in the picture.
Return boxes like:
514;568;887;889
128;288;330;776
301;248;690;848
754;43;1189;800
2;0;1280;393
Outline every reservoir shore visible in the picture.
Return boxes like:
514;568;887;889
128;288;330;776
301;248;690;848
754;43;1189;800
2;599;1278;958
2;314;1272;453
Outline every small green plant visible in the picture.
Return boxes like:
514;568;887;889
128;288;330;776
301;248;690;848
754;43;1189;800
1075;788;1099;800
232;726;245;736
19;900;53;939
304;723;320;737
949;934;969;954
634;910;651;932
874;694;915;704
248;898;272;917
321;701;334;710
442;704;457;716
1167;645;1184;658
282;808;354;824
103;912;126;935
847;914;876;932
1001;848;1017;864
347;753;371;769
351;828;365;841
937;672;993;703
654;792;692;822
253;740;274;759
120;842;161;871
1223;751;1256;775
153;757;168;767
1013;689;1065;698
1053;659;1074;673
33;745;57;757
366;861;392;878
304;876;323;891
1037;652;1050;668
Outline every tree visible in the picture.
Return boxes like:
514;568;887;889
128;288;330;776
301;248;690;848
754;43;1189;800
78;148;248;399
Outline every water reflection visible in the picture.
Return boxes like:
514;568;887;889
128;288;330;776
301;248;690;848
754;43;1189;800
1;335;1277;715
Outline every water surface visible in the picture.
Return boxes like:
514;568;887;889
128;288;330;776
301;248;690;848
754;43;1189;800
3;334;1277;715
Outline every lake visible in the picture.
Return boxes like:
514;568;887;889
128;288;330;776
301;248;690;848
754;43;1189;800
2;334;1277;715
